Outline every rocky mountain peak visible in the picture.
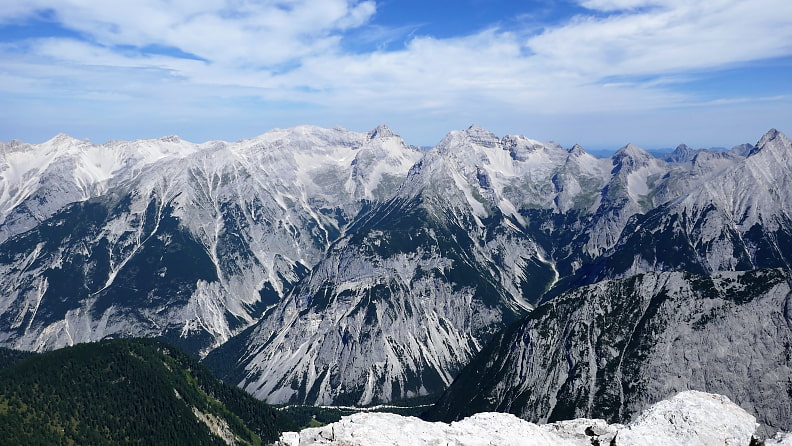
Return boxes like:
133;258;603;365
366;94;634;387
46;133;82;146
750;128;790;158
665;143;698;163
611;143;656;174
157;135;182;144
614;143;651;159
501;135;548;161
463;124;500;148
759;127;781;143
728;143;754;157
368;124;395;140
568;144;586;156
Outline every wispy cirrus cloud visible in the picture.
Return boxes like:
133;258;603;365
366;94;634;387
0;0;376;65
0;0;790;148
532;0;792;77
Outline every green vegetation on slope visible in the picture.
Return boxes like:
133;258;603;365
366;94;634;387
0;347;35;370
0;338;295;445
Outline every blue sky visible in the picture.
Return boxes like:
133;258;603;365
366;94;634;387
1;0;791;151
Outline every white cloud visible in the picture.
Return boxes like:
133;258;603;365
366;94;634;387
0;0;376;66
0;0;791;145
577;0;662;12
532;0;792;78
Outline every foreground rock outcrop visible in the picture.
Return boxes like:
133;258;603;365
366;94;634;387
277;391;789;445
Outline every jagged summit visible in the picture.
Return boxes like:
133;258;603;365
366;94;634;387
750;128;790;157
157;135;182;143
665;143;699;163
45;133;83;145
367;124;395;139
729;142;754;157
759;127;782;144
614;142;652;160
462;124;500;148
610;143;658;176
568;143;586;155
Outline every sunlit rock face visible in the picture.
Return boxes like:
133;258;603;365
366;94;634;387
0;125;421;357
3;126;791;411
277;391;762;446
426;269;792;436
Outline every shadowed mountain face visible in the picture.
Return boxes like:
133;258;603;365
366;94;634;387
2;125;792;408
424;269;792;436
0;126;422;357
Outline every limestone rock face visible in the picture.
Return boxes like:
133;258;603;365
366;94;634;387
3;126;791;412
277;391;762;446
427;269;792;435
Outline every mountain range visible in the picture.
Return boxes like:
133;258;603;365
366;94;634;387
1;125;791;433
